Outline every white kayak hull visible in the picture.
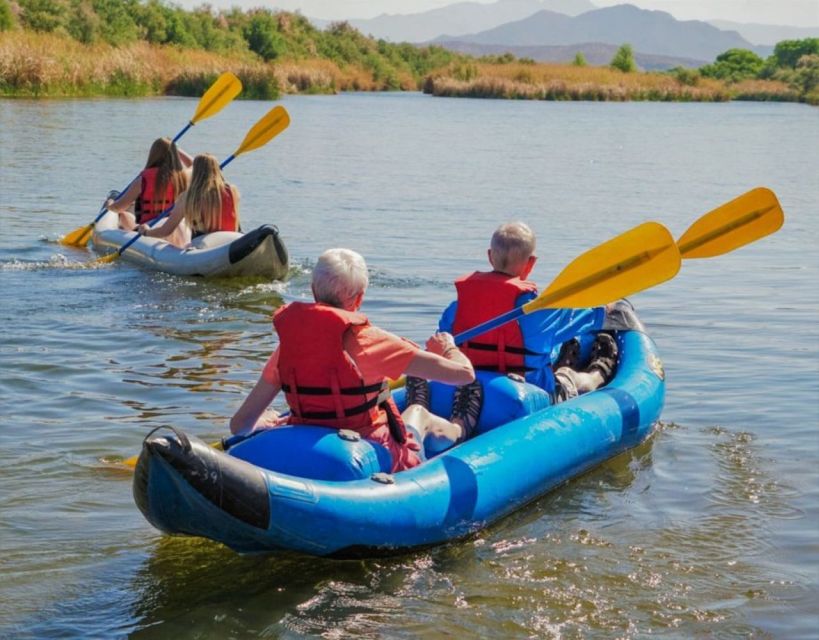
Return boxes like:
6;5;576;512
91;211;289;279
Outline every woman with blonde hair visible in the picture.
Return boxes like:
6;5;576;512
106;137;192;229
138;153;241;243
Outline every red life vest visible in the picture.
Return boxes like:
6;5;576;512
191;187;238;235
216;187;238;232
273;302;420;473
136;167;175;224
453;271;538;373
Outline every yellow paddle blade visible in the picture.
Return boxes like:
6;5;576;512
233;106;290;157
190;72;243;124
677;187;784;259
93;252;119;265
122;438;225;470
59;223;94;247
525;222;681;312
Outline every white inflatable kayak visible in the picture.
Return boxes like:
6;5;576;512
91;211;289;279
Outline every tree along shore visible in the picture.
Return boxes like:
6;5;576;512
0;3;815;104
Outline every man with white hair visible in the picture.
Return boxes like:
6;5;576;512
230;248;475;472
406;222;619;447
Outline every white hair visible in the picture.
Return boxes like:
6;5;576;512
490;222;536;272
312;248;369;307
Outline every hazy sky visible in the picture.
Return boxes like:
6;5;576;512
175;0;819;26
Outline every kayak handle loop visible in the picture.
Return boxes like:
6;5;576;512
143;425;192;453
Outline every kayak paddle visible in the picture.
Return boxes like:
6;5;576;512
60;71;243;248
677;187;784;259
119;189;784;468
455;222;682;344
455;188;785;344
94;104;290;265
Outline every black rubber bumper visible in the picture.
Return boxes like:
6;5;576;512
133;429;270;531
228;225;288;266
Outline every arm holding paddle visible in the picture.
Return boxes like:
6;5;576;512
95;106;288;264
452;187;784;346
229;330;473;438
119;188;784;469
137;191;188;238
105;180;140;214
230;374;283;436
60;72;242;248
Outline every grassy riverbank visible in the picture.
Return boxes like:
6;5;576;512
0;30;467;98
1;2;815;104
423;61;800;103
0;31;411;98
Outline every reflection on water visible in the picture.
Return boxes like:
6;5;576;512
123;428;803;638
128;438;658;638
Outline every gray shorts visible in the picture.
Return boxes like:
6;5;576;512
554;367;581;404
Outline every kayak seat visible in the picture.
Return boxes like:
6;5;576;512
228;373;553;479
393;370;552;436
228;425;392;481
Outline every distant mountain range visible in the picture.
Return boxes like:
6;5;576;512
312;0;595;42
309;0;807;68
436;40;708;70
708;20;819;46
435;5;770;62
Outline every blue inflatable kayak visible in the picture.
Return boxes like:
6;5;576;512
133;330;665;556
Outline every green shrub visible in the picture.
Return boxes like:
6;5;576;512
772;38;819;68
671;66;700;86
795;54;819;95
573;52;587;67
243;11;285;61
233;68;280;99
18;0;68;33
700;48;763;82
0;0;15;31
452;62;477;81
610;44;636;73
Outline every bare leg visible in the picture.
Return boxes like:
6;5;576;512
118;211;137;231
566;368;605;394
151;218;191;249
402;404;466;456
554;366;606;402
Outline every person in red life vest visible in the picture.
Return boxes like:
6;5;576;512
137;154;240;242
406;222;620;450
105;137;193;248
229;248;476;473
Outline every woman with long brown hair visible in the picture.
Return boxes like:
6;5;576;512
138;154;241;242
106;137;193;246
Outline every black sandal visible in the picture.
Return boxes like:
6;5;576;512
555;338;581;370
405;376;430;410
587;332;619;382
450;380;483;441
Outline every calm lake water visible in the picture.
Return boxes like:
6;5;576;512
1;93;817;638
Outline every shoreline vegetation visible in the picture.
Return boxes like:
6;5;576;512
0;2;816;105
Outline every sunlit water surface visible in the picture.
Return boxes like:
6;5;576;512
1;93;817;638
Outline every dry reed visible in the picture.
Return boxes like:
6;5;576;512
0;31;399;98
423;61;798;103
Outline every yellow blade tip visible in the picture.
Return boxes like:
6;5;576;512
94;253;118;265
